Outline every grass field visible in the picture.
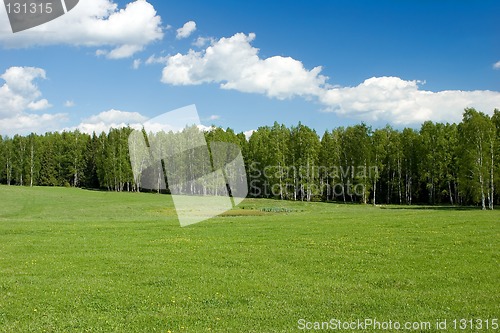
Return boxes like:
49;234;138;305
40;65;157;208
0;186;498;332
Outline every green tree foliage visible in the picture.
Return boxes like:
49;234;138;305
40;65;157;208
492;109;500;207
0;108;497;208
400;128;420;205
371;127;390;205
343;123;372;204
0;136;5;184
458;108;496;210
290;122;320;201
319;130;336;201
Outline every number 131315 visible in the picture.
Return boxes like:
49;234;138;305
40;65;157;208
6;2;53;14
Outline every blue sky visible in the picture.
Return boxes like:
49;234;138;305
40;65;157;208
0;0;499;136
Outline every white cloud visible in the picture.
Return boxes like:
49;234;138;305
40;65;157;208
0;0;164;59
28;99;52;110
0;67;54;114
493;61;500;70
319;76;500;124
71;109;148;134
0;66;45;99
197;124;215;132
132;59;142;70
193;36;214;48
162;32;327;99
106;44;144;59
146;54;169;65
244;129;255;140
64;100;75;107
159;31;500;126
209;115;220;120
72;107;219;136
0;67;67;135
95;49;108;57
0;113;68;136
176;21;196;39
86;109;147;124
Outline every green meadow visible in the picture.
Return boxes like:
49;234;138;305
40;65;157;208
0;186;498;332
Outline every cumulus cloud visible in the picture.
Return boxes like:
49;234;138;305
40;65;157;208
71;109;148;134
493;61;500;70
0;113;68;135
162;32;327;99
67;106;218;136
0;67;67;135
0;0;164;59
159;32;500;125
28;99;52;110
209;115;220;120
0;67;53;115
176;21;196;39
320;76;500;124
0;66;46;105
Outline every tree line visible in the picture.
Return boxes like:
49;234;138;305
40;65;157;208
0;108;498;209
0;128;133;191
